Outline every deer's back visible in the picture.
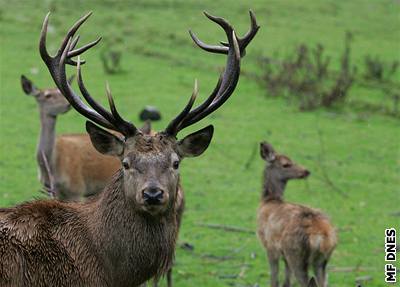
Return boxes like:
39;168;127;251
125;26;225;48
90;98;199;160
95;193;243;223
54;134;120;199
257;200;337;257
0;201;108;286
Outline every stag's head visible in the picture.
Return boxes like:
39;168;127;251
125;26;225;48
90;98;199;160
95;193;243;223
85;120;213;215
260;141;310;182
21;75;72;116
39;11;259;215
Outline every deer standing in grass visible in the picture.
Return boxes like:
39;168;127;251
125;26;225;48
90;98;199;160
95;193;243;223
257;142;337;287
0;10;258;287
21;75;122;201
21;75;170;285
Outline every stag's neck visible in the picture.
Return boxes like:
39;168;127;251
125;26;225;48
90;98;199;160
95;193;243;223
85;171;178;286
262;170;287;203
36;111;57;186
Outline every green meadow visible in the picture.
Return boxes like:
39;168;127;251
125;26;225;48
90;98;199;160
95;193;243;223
0;1;399;286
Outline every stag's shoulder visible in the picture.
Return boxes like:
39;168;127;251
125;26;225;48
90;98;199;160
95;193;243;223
0;200;91;286
0;200;80;241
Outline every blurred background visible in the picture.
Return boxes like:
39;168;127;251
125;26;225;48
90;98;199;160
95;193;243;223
0;0;399;286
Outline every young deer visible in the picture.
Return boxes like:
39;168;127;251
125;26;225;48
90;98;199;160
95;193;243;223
257;142;337;287
0;11;258;286
21;75;121;201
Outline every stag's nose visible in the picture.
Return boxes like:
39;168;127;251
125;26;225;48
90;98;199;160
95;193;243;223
303;170;311;177
143;187;164;205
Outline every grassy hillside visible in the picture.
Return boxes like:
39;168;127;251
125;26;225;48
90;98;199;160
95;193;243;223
0;0;399;286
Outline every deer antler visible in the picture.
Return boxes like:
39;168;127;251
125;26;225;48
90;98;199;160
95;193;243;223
164;10;259;136
39;12;137;137
40;11;258;138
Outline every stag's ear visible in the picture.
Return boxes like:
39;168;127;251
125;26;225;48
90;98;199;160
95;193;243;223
140;120;152;135
21;75;38;95
177;125;214;158
86;121;124;156
308;277;318;287
260;141;276;162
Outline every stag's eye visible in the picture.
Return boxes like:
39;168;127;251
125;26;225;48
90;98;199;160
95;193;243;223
122;158;130;170
172;160;180;170
44;94;52;99
282;163;291;168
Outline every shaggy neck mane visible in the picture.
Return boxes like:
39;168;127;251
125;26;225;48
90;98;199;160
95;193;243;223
83;170;179;285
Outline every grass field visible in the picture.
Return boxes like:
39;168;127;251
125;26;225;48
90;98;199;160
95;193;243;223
0;0;399;286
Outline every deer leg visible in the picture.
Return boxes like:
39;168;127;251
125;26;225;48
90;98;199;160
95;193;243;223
283;257;292;287
313;259;328;287
285;253;309;287
152;278;159;287
166;268;172;287
267;250;280;287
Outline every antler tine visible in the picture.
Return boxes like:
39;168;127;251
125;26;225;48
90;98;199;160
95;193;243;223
70;35;81;51
181;74;223;121
240;10;260;47
68;37;102;58
56;41;114;130
190;10;259;56
165;79;199;136
188;11;235;55
189;30;228;55
58;12;93;57
106;82;137;136
40;12;95;66
203;11;234;34
219;10;260;56
39;12;51;64
76;59;117;127
40;12;137;136
179;30;241;128
164;11;258;136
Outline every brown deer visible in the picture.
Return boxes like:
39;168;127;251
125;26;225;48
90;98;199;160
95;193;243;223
20;74;120;200
21;76;173;286
257;142;337;287
0;11;258;286
21;75;157;201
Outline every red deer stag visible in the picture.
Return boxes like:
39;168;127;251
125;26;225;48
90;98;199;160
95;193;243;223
0;10;258;287
257;142;337;287
21;77;174;286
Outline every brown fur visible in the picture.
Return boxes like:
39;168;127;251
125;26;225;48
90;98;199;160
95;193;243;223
257;142;337;287
57;133;186;287
54;134;120;199
52;127;159;201
1;120;212;286
0;171;179;287
21;74;185;285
